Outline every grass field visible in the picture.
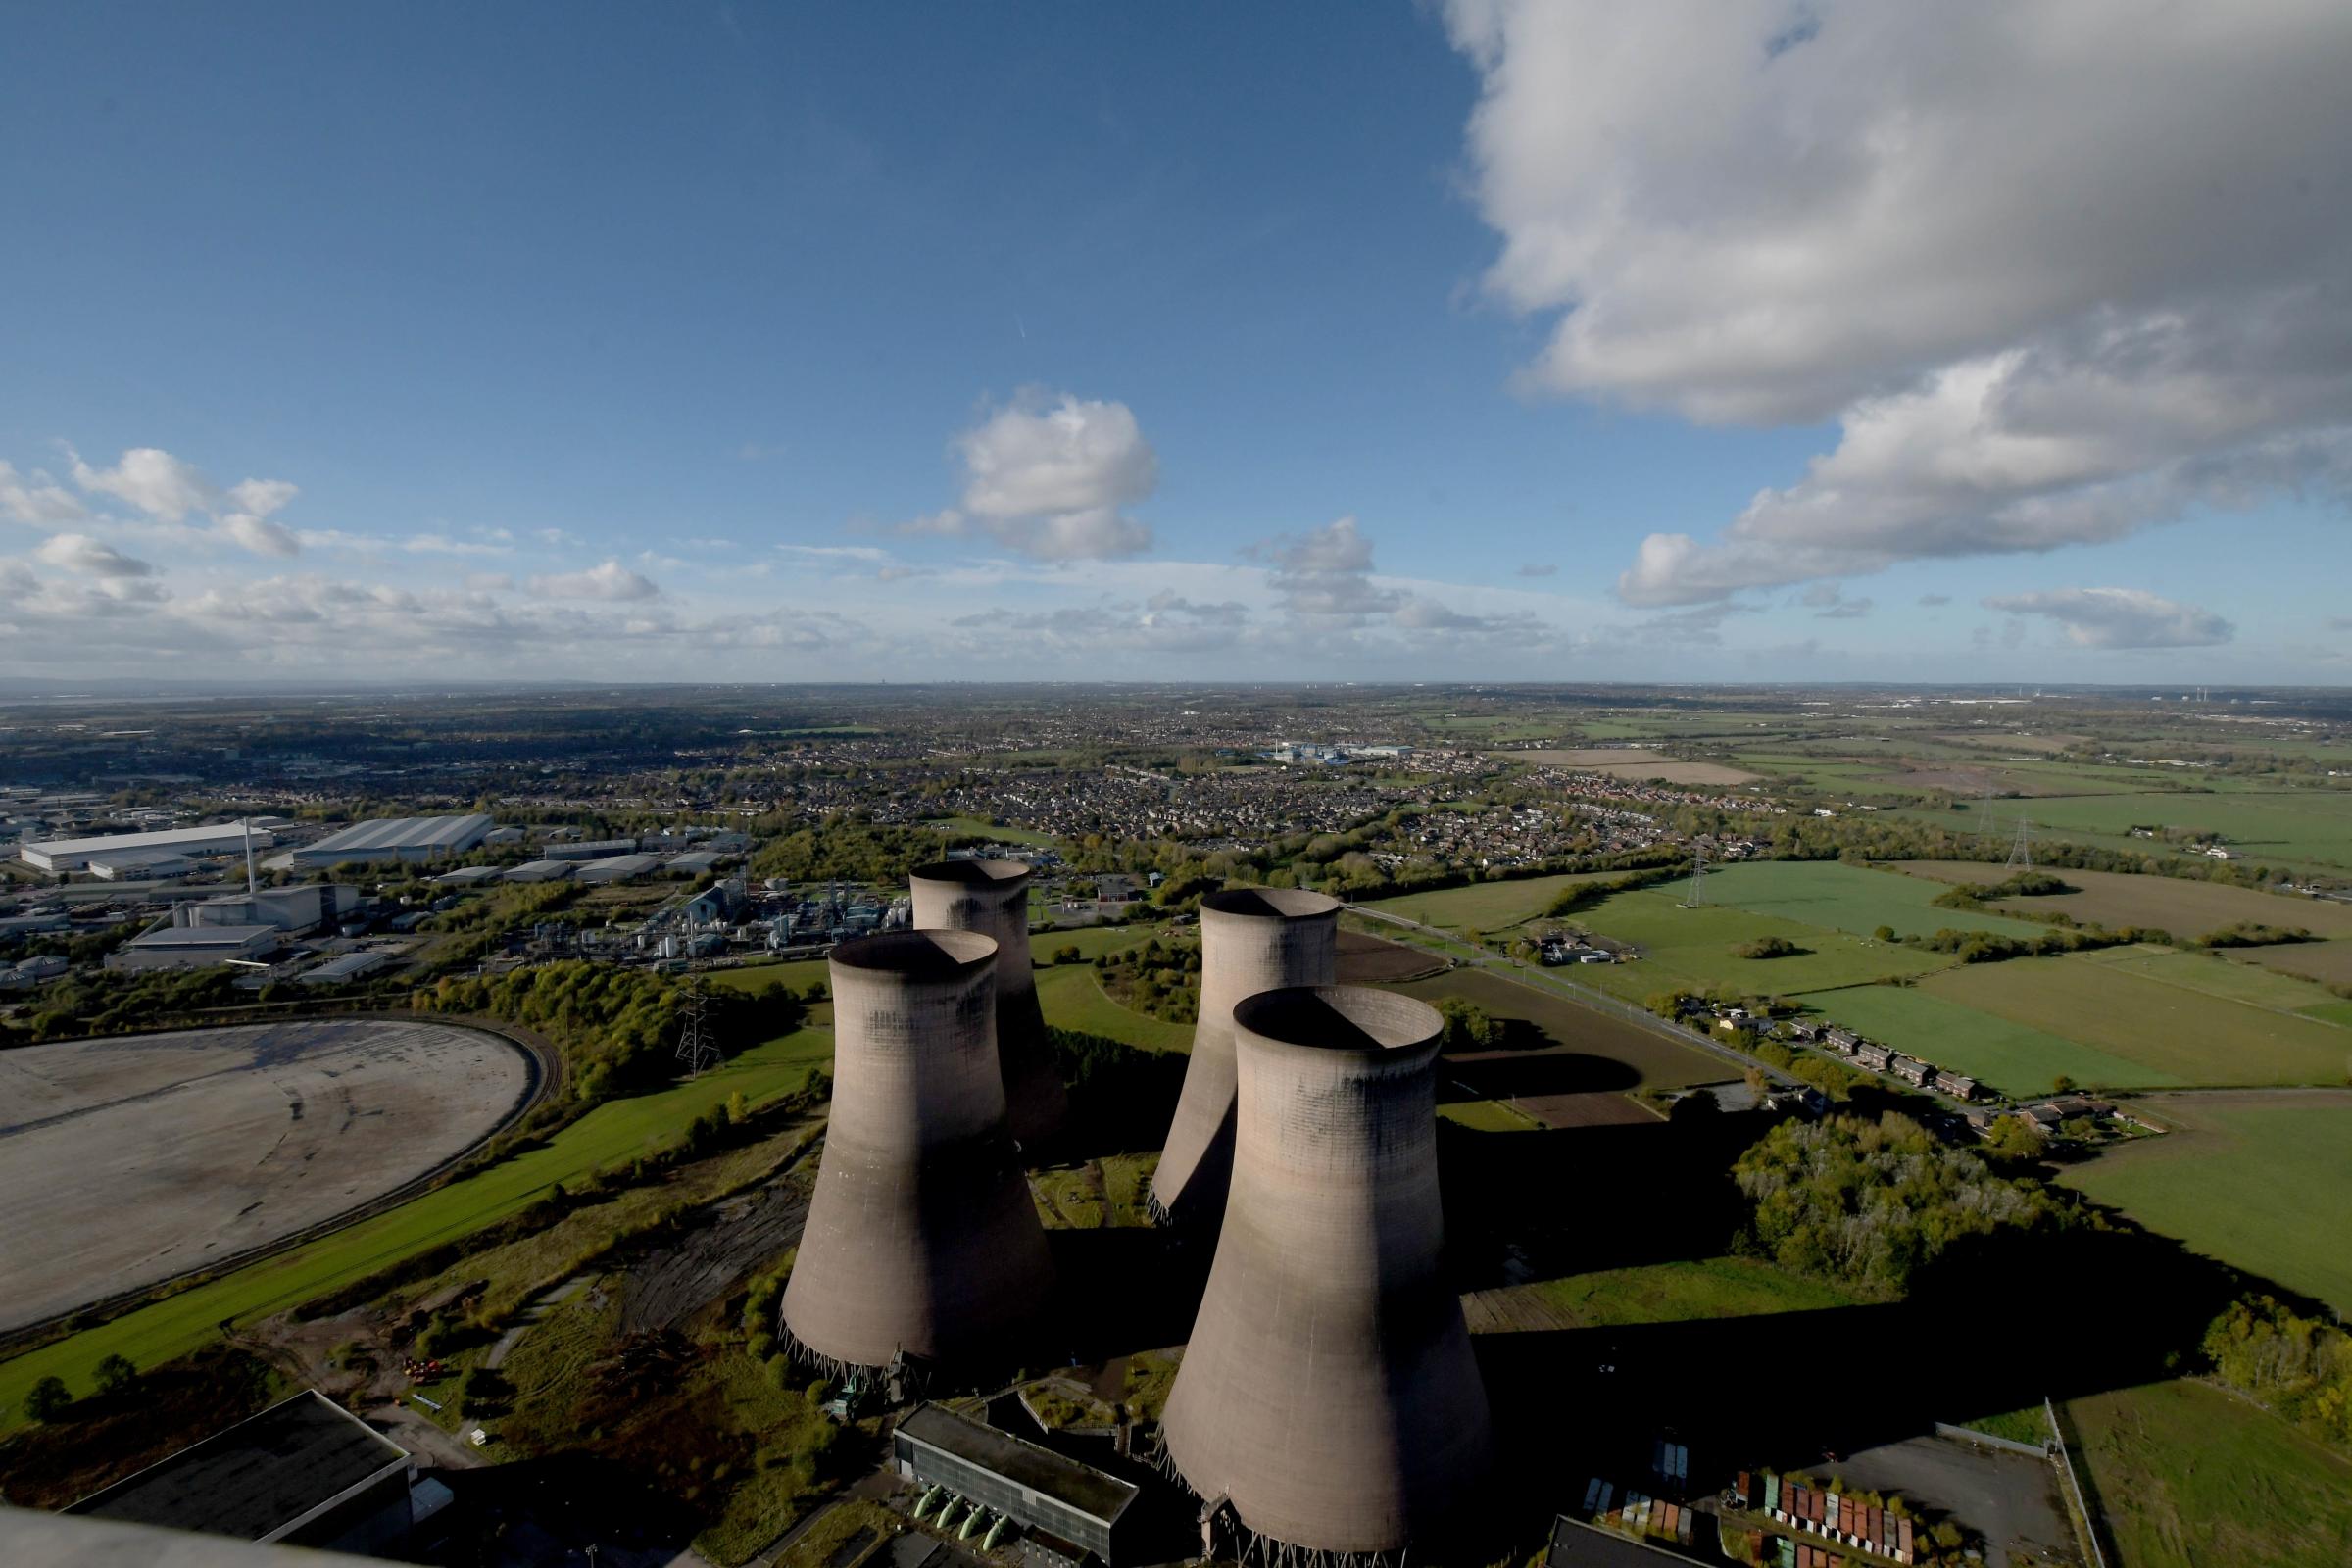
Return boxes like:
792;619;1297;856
2245;937;2352;986
1791;984;2167;1096
0;1022;837;1432
2060;1091;2352;1314
1894;789;2352;874
1387;967;1724;1090
2066;1378;2352;1568
1033;961;1196;1052
1568;886;1949;1000
1524;1255;1859;1327
1921;955;2352;1088
1891;861;2352;941
1362;872;1624;933
1695;860;2051;940
2078;944;2352;1015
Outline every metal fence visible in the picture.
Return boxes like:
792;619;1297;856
2044;1396;2110;1568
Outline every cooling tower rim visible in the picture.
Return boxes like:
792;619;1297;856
831;927;1000;977
909;857;1034;891
1232;983;1443;1057
1200;887;1341;921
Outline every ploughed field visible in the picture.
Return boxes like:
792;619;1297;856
0;1019;534;1333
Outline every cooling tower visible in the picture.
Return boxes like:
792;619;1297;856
1149;887;1339;1230
780;929;1054;1378
1160;985;1490;1561
908;858;1067;1149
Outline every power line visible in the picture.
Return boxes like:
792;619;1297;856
674;977;717;1078
2005;816;2034;873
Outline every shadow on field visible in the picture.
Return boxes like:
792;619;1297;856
1048;1227;1210;1365
1439;1049;1640;1104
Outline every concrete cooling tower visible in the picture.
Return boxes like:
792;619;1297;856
1159;985;1491;1563
1149;887;1339;1230
908;858;1067;1149
780;929;1054;1379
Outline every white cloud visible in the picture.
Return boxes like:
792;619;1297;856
1982;587;2233;649
35;532;156;578
1444;2;2352;604
918;392;1158;561
406;532;513;558
527;560;661;602
0;462;88;525
69;446;215;522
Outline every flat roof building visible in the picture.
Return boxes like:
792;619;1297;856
575;853;662;884
300;951;388;986
540;837;638;862
21;823;271;874
892;1403;1139;1564
87;849;197;881
68;1391;420;1556
108;924;281;972
288;813;495;868
504;858;575;883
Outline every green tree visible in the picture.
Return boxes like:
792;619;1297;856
92;1353;137;1396
24;1375;73;1423
1981;1115;2049;1164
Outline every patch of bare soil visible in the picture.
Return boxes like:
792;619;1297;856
622;1178;811;1334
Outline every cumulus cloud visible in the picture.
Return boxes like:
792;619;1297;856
0;462;88;525
407;531;512;558
56;445;309;558
1800;582;1873;620
1250;516;1505;635
914;392;1158;561
36;532;156;578
1444;2;2352;604
1983;587;2234;649
527;560;661;602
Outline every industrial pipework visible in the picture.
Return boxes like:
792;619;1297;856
908;858;1068;1149
779;929;1054;1379
1149;887;1340;1230
1159;985;1491;1561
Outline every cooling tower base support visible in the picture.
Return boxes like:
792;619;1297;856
1148;1440;1420;1568
777;1325;932;1401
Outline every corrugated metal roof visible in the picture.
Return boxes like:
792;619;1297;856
298;813;495;857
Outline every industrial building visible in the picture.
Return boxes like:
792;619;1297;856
176;884;361;936
781;930;1054;1380
1152;887;1339;1230
299;951;388;986
431;864;506;887
67;1390;439;1555
86;849;197;881
573;852;662;884
503;858;574;883
287;813;495;868
107;924;282;972
539;836;638;861
893;1403;1140;1563
20;822;272;874
909;858;1067;1148
1161;985;1491;1560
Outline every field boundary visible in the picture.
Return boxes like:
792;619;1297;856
2045;1396;2114;1568
1932;1420;2049;1459
0;1011;554;1358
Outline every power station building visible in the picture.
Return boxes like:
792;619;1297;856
1159;985;1491;1561
1151;888;1339;1230
780;930;1055;1381
908;858;1068;1149
893;1403;1141;1564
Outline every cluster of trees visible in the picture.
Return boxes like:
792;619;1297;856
412;962;803;1104
0;963;256;1045
2202;1297;2352;1449
1931;870;2077;907
2200;921;2316;950
1733;1113;2064;1298
1434;996;1508;1053
746;813;985;887
1094;938;1201;1024
1734;935;1806;960
1879;922;2151;964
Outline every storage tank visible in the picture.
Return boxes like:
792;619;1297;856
909;858;1067;1149
1149;887;1339;1230
779;930;1054;1377
1159;985;1490;1558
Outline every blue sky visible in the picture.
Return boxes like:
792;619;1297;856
2;1;2346;683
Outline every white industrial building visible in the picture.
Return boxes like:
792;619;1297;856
175;884;362;937
21;823;272;874
287;813;496;868
87;849;197;881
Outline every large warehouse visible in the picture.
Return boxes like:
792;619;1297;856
20;822;272;874
287;813;496;868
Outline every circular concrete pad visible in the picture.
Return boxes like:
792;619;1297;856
0;1019;533;1333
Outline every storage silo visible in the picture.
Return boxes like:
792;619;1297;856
1159;985;1490;1560
780;930;1054;1378
1149;887;1339;1230
909;858;1067;1149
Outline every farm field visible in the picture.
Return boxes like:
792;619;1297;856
1894;790;2352;874
1390;966;1724;1093
1921;955;2352;1087
0;1021;837;1433
2066;1377;2352;1568
1568;887;1947;1000
1694;860;2052;941
2077;944;2352;1017
1461;1256;1857;1336
1889;861;2352;941
2059;1091;2352;1315
2242;937;2352;987
1790;984;2165;1097
1362;871;1623;933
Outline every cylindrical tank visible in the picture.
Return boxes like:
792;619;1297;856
780;929;1054;1376
909;858;1067;1149
1149;887;1339;1229
1160;985;1491;1558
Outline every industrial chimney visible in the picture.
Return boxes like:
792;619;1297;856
1159;985;1490;1561
780;929;1054;1379
1149;887;1339;1230
908;858;1067;1149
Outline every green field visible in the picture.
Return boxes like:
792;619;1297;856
1526;1255;1859;1326
0;1023;836;1432
1388;967;1724;1090
1895;789;2352;875
1792;984;2166;1097
1923;954;2352;1088
704;956;832;995
1695;860;2051;940
1034;961;1196;1052
2060;1092;2352;1314
1892;861;2352;942
1567;887;1947;1001
2067;1378;2352;1568
1362;872;1623;933
2079;944;2352;1014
